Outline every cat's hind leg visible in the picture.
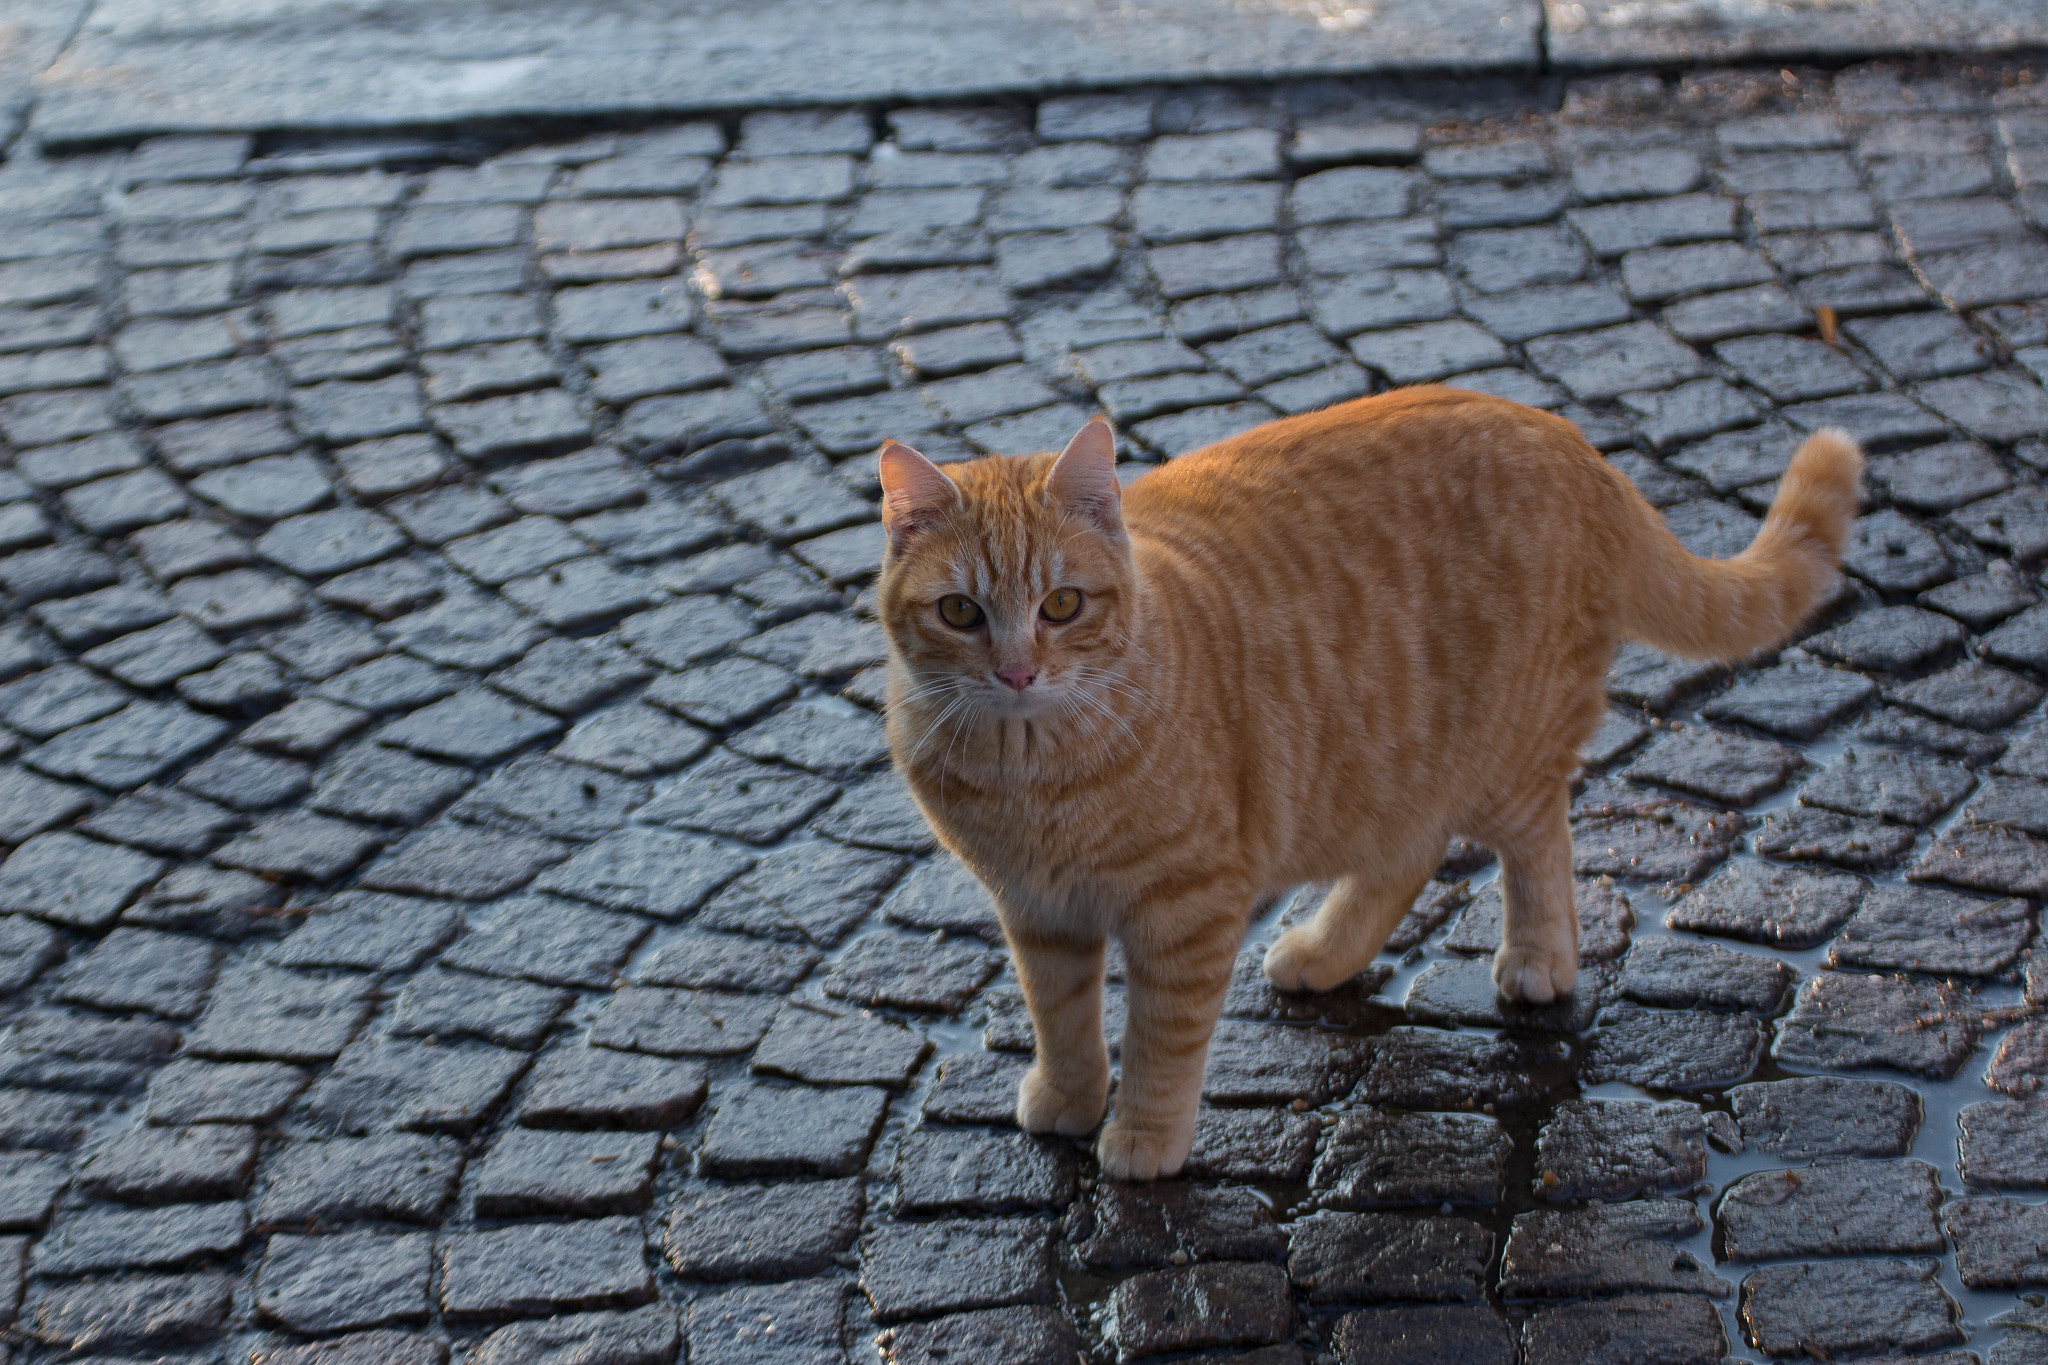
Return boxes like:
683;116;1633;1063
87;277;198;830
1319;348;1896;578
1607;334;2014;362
1262;856;1435;993
1480;776;1577;1004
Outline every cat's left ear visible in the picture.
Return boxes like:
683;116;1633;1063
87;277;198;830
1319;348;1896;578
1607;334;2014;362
878;439;963;549
1046;417;1122;534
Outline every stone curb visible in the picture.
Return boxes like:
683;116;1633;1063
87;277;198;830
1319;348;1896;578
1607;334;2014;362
5;0;2048;152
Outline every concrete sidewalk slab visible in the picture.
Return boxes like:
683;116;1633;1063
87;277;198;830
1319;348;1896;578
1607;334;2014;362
1547;0;2048;68
29;0;1542;146
0;1;88;148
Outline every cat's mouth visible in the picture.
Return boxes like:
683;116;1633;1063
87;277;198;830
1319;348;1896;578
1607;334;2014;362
984;676;1062;719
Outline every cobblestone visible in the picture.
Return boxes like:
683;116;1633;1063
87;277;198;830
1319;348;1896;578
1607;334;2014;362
664;1178;861;1280
1731;1076;1923;1158
1522;1293;1726;1365
1501;1199;1728;1299
1960;1098;2048;1187
300;1036;527;1137
255;1228;434;1333
76;1123;257;1204
1720;1158;1946;1260
1740;1259;1965;1359
1830;884;2034;975
0;58;2043;1363
1311;1109;1510;1209
1532;1098;1707;1200
35;1199;246;1275
1666;860;1866;947
1945;1199;2048;1288
256;1133;463;1226
1581;1002;1765;1089
1332;1304;1513;1365
1289;1211;1489;1306
1775;972;1976;1077
439;1218;653;1321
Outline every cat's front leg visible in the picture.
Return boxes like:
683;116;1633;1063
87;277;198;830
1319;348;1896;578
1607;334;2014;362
1098;902;1240;1180
1008;925;1111;1137
1487;777;1579;1004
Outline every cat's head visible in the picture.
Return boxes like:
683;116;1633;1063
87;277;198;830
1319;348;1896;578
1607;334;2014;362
876;418;1135;721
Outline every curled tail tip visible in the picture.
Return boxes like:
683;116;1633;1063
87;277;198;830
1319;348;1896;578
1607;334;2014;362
1776;426;1865;554
1795;426;1865;484
1623;426;1865;662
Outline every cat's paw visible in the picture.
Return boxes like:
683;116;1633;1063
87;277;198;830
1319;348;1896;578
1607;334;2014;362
1493;943;1577;1005
1097;1115;1195;1181
1262;926;1348;993
1016;1064;1107;1136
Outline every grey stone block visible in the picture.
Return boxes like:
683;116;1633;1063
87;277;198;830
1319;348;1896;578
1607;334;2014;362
468;1304;679;1365
894;1128;1073;1215
1107;1261;1292;1358
1288;1213;1489;1305
77;1123;257;1204
256;1230;434;1333
302;1036;529;1138
31;1271;234;1354
1580;1002;1763;1090
698;1083;888;1178
1072;1182;1285;1271
1961;1098;2048;1188
185;965;375;1063
1740;1260;1963;1360
1730;1076;1922;1160
687;1279;845;1365
663;1178;862;1280
439;1218;654;1322
1502;1200;1729;1299
35;1200;246;1275
1830;884;2033;976
1666;861;1864;948
145;1058;308;1126
1774;972;1975;1078
1532;1098;1707;1201
1520;1293;1725;1365
1720;1158;1945;1260
474;1127;660;1217
1333;1305;1513;1365
258;1134;464;1226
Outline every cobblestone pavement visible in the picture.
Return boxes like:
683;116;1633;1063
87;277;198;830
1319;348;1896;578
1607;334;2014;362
1;56;2048;1365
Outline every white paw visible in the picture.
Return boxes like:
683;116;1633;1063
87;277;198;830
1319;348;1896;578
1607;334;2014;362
1016;1064;1106;1137
1096;1115;1194;1181
1262;927;1348;993
1493;943;1577;1005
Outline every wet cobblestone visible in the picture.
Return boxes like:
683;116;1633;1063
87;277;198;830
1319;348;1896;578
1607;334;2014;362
0;55;2044;1365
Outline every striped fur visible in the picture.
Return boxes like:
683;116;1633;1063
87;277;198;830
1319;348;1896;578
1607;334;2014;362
878;388;1861;1179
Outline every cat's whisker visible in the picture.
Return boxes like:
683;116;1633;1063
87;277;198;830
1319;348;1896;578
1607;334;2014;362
1061;673;1141;750
891;670;968;710
1069;664;1150;718
937;688;985;786
904;684;978;763
1074;662;1144;698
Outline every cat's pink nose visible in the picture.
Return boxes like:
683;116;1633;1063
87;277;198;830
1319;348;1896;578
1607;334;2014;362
996;664;1037;692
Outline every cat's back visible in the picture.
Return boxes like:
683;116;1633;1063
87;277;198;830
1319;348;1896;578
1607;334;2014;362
1122;385;1622;545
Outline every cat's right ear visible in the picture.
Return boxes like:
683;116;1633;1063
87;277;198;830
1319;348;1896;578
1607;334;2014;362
878;440;962;549
1047;417;1123;534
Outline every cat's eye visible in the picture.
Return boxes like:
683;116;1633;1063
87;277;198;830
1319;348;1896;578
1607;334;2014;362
1041;588;1082;622
937;595;984;630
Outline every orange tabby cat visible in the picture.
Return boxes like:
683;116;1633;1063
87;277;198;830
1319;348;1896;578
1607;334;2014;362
876;387;1861;1179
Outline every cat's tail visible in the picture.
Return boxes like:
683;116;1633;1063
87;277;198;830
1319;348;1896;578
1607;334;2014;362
1616;427;1863;660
